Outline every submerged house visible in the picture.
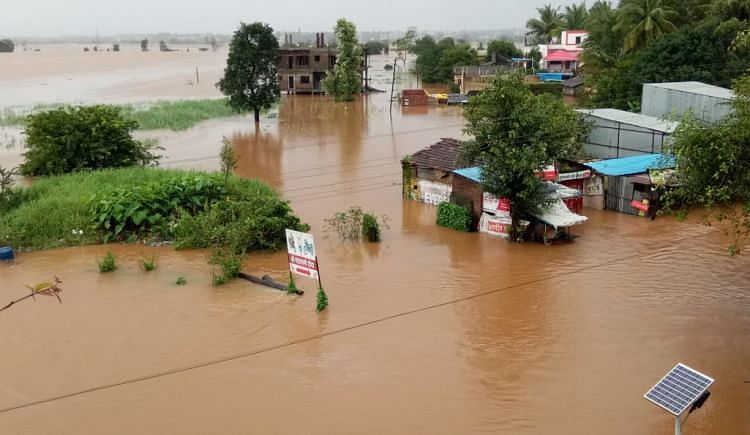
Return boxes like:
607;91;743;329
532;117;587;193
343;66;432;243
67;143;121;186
581;153;676;218
402;138;463;205
451;166;588;243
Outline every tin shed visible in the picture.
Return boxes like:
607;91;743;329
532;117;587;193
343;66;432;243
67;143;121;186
578;109;677;159
641;82;734;124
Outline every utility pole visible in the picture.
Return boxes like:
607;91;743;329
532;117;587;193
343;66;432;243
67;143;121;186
389;58;398;113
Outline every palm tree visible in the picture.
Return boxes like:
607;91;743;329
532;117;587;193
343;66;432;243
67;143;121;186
583;1;624;71
614;0;679;53
565;2;590;29
526;4;565;43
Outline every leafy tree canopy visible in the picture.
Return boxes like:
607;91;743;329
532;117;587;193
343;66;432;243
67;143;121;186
485;39;522;62
217;22;280;122
323;18;363;101
462;72;587;238
0;39;15;53
414;36;479;83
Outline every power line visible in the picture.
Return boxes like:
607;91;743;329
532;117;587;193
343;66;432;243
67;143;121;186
0;230;712;415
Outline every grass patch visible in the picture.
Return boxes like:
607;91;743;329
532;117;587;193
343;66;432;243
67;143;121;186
98;250;117;272
0;100;246;131
176;276;187;285
140;254;157;271
0;167;306;252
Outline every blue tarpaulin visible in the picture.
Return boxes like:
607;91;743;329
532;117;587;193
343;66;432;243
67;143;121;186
583;154;676;176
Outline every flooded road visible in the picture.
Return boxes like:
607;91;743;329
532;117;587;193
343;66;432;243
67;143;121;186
1;52;749;434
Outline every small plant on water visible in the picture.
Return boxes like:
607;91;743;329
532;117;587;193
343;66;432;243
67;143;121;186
323;206;389;242
98;250;117;272
176;276;187;285
140;254;157;271
287;273;299;295
316;287;329;312
209;249;243;286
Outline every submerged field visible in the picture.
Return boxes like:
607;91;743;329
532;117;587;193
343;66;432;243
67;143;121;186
0;99;243;131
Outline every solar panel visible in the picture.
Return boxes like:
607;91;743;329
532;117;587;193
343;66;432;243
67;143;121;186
644;363;714;416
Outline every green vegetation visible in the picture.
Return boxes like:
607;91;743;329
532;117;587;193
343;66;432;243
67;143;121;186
462;72;586;239
437;202;473;232
363;40;389;55
323;206;389;241
0;166;17;206
120;100;237;130
578;0;750;109
485;39;522;61
664;75;750;254
21;105;158;176
209;249;243;286
141;39;149;52
394;30;417;66
217;22;280;123
527;4;565;44
287;274;299;294
0;100;240;131
219;136;239;183
316;287;329;312
140;255;157;271
98;250;117;272
176;276;187;285
564;2;589;29
0;167;306;251
414;36;479;83
323;18;363;101
0;39;14;53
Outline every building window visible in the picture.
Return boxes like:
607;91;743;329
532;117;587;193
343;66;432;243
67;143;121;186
314;55;320;62
301;75;310;84
330;56;337;66
575;36;582;45
298;55;310;66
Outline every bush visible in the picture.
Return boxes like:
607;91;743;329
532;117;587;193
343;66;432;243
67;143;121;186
0;39;14;53
175;276;187;285
437;202;472;232
91;173;228;241
21;105;159;176
210;249;243;286
140;255;156;271
98;250;116;272
323;206;389;241
173;186;308;253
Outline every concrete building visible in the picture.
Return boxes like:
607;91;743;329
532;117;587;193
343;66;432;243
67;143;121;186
578;108;678;159
538;30;587;73
641;81;734;124
402;138;463;205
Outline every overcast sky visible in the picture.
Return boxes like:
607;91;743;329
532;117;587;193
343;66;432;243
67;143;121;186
1;0;579;37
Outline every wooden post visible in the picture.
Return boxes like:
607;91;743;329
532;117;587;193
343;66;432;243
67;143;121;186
195;67;200;85
389;58;398;113
315;256;323;289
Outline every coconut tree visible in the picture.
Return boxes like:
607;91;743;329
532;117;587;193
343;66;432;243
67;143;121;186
526;4;565;43
614;0;679;53
582;0;624;71
565;2;590;29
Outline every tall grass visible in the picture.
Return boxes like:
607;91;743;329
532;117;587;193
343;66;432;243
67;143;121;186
0;100;242;131
0;167;211;250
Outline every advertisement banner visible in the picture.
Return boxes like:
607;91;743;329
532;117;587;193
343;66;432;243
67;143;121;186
482;192;511;216
418;180;451;205
557;170;591;182
480;213;513;239
285;229;319;279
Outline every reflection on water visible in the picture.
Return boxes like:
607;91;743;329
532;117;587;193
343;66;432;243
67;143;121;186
0;55;749;435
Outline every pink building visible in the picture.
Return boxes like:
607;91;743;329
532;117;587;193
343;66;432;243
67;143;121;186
538;30;588;72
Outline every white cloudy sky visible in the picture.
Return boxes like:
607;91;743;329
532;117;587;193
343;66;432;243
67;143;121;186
1;0;580;37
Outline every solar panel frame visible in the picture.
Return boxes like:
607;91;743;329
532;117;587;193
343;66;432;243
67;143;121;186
644;363;714;416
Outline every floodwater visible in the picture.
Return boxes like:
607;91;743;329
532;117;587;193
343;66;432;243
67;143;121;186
1;49;749;434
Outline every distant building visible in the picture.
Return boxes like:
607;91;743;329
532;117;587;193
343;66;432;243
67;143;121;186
278;32;363;95
453;54;517;94
641;82;734;124
538;30;587;73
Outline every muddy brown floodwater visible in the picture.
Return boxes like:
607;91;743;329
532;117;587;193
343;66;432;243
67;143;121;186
1;51;749;434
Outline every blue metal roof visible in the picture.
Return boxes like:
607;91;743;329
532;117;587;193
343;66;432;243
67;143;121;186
583;153;676;176
453;166;482;182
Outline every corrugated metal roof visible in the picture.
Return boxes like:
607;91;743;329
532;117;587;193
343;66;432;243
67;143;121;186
578;108;677;133
644;82;734;100
453;166;482;182
406;138;463;172
583;153;676;176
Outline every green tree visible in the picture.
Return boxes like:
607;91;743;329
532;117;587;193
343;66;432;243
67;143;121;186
614;0;679;53
664;75;750;253
462;72;587;239
140;38;149;52
394;29;417;66
565;2;590;29
485;39;522;62
528;46;543;69
0;39;15;53
364;40;389;55
20;105;158;176
415;36;478;83
323;18;362;102
217;22;280;123
582;0;624;73
526;4;565;43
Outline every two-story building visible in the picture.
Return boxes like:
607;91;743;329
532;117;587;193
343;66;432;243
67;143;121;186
538;30;588;73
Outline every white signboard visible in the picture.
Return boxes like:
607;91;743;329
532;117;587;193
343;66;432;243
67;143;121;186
285;229;319;279
585;176;604;196
482;192;511;217
418;180;451;205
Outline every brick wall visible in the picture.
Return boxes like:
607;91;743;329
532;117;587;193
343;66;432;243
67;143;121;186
451;174;483;229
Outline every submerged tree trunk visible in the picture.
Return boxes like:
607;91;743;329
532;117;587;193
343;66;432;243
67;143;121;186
253;108;260;123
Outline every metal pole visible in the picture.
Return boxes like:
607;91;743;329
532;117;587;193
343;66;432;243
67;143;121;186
675;415;682;435
315;255;323;289
195;67;199;85
389;58;397;113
